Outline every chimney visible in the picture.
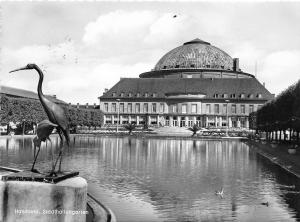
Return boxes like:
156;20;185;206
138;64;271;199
68;103;71;107
93;103;96;108
52;95;57;99
86;103;89;109
233;58;240;72
263;82;265;87
77;103;79;108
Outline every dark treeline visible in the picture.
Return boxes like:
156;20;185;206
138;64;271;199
250;79;300;143
0;96;103;134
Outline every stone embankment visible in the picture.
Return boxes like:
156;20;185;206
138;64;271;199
246;140;300;179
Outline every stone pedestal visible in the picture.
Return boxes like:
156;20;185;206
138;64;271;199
0;177;87;222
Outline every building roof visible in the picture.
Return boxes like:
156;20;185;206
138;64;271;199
0;85;67;105
153;38;234;72
100;78;274;101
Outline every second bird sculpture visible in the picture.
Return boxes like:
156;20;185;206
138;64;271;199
32;120;57;173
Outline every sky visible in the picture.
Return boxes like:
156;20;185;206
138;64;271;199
1;1;300;104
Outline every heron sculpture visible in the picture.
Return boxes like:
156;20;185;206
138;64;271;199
32;119;57;173
10;64;70;175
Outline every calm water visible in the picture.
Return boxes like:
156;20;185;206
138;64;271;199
1;136;300;222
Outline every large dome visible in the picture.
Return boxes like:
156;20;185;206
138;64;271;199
154;38;234;71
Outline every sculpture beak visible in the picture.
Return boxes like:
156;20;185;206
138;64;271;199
9;66;28;73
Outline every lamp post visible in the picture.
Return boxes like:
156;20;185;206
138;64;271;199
225;100;230;137
116;99;120;133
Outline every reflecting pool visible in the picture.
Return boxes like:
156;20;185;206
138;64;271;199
1;136;300;221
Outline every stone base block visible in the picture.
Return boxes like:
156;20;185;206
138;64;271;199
0;177;87;222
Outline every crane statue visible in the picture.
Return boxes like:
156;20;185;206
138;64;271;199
32;119;57;173
10;64;70;175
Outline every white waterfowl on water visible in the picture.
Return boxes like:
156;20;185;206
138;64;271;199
215;187;224;198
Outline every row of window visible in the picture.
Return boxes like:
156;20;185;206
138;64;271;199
213;93;262;99
111;92;263;99
205;104;261;114
104;103;261;114
104;103;163;113
112;92;157;98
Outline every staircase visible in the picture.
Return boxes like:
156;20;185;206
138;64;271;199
151;127;191;136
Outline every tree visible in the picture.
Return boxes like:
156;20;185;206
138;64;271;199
124;123;136;135
188;124;200;137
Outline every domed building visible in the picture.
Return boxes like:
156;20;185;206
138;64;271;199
99;39;274;129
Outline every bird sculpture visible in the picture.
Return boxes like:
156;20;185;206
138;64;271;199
31;120;58;173
10;64;70;175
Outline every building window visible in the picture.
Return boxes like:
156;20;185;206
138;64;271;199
257;94;262;98
145;92;149;97
152;93;157;98
112;92;116;97
230;94;236;98
240;93;245;98
231;104;236;114
191;104;197;114
248;94;254;98
223;94;228;98
223;104;227;114
160;103;164;113
135;103;140;113
214;104;219;114
249;105;254;113
206;104;211;114
172;104;178;113
136;93;140;97
120;92;124;97
182;104;187;114
152;103;157;113
213;94;219;98
104;103;108;112
241;105;245;114
120;103;124;113
112;103;116;112
128;92;132;97
143;103;148;113
128;103;132;113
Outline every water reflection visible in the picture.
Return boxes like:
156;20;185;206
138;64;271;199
0;136;300;221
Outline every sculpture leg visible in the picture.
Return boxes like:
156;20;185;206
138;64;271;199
50;132;64;175
58;133;64;173
31;145;41;173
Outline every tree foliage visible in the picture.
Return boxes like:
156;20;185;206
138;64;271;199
250;79;300;132
0;95;103;134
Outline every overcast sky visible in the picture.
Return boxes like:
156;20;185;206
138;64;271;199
1;2;300;104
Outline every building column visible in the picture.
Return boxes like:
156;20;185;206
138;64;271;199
157;115;160;127
148;115;151;126
129;115;132;124
119;115;122;125
246;117;249;128
219;117;222;127
215;116;218;127
229;117;232;128
193;116;196;126
112;115;115;125
185;116;188;127
170;116;173;127
103;115;106;125
206;116;208;127
237;118;241;128
136;116;139;125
